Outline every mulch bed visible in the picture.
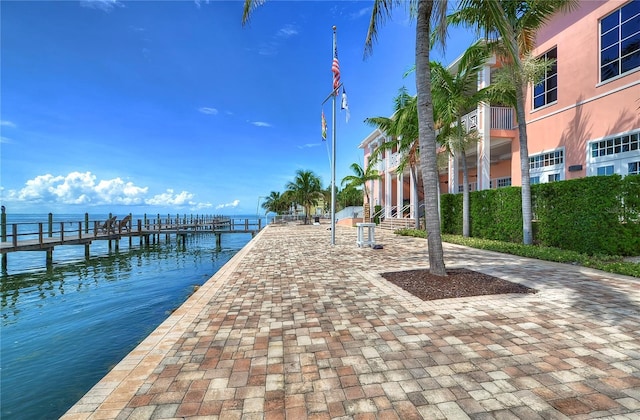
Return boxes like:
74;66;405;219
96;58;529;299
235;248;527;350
381;268;536;301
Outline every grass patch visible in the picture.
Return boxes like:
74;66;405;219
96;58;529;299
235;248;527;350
394;229;640;278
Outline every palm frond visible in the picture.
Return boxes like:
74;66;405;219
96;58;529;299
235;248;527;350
241;0;265;25
365;0;401;58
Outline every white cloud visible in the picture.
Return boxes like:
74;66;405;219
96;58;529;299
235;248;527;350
298;143;321;149
350;7;371;20
4;172;214;209
146;189;194;206
0;120;16;128
258;42;278;56
192;202;213;210
251;121;272;127
199;107;218;115
194;0;209;9
215;199;240;210
277;24;298;38
0;136;12;144
6;172;147;205
257;24;299;55
79;0;124;12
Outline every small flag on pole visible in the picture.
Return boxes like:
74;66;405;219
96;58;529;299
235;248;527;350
332;41;340;93
341;87;350;122
321;110;327;140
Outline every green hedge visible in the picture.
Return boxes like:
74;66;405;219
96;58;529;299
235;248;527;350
373;205;382;224
440;174;640;256
470;187;522;242
440;194;462;234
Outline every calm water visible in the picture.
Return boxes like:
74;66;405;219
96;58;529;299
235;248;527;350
1;213;265;419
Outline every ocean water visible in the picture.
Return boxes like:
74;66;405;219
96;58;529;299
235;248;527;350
0;213;266;419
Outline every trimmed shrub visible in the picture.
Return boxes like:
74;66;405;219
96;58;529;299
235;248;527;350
373;205;382;224
441;175;640;256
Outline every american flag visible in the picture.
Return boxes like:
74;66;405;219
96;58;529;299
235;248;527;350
332;43;340;92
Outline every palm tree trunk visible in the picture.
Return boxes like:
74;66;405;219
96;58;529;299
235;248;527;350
515;81;533;244
461;150;470;237
411;165;420;229
416;0;447;276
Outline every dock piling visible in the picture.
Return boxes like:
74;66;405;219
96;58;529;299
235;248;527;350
1;206;6;271
0;212;261;270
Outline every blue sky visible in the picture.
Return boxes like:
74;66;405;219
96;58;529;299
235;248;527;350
1;0;473;216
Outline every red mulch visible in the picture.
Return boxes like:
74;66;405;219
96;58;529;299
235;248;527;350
381;268;536;301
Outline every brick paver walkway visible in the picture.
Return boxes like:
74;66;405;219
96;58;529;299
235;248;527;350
62;223;640;419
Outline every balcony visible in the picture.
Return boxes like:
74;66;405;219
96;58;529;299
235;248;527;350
376;153;402;172
460;107;515;132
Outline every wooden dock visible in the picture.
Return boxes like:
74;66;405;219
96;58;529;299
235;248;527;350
0;210;262;271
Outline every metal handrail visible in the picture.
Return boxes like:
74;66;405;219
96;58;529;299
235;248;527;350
371;204;416;221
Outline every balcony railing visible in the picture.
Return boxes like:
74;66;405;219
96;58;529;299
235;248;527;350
490;107;515;130
460;107;516;131
376;153;402;171
460;110;478;132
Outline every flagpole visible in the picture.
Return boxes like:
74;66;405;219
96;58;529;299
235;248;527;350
330;26;337;245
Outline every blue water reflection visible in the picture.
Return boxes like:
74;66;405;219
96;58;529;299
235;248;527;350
1;230;252;419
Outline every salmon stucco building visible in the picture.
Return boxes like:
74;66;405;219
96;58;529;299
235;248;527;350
359;0;640;226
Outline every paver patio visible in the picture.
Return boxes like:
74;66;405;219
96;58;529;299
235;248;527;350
62;223;640;419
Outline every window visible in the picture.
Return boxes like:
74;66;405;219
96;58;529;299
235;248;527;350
530;149;565;183
490;177;512;189
587;130;640;177
530;150;564;169
630;161;640;174
597;165;615;176
533;47;558;109
499;177;512;188
600;0;640;82
457;182;477;193
591;131;639;157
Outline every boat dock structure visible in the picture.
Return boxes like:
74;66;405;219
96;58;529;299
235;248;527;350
60;223;640;419
0;208;262;270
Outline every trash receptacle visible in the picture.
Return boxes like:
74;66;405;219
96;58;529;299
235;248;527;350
314;216;320;223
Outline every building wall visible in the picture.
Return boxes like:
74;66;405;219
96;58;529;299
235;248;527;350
361;0;639;204
520;0;640;184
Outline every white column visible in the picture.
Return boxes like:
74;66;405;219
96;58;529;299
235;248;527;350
396;172;404;218
477;62;493;190
384;141;392;219
375;140;383;210
448;152;459;193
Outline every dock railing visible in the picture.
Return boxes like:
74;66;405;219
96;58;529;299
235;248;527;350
0;211;263;271
0;212;261;253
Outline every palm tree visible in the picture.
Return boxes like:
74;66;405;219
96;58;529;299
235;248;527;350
340;162;380;205
447;0;578;244
431;42;494;237
366;0;449;275
365;87;422;228
261;191;289;215
286;170;323;224
244;0;448;275
338;185;364;208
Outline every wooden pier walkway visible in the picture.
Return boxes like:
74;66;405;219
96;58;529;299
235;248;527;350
0;210;262;270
